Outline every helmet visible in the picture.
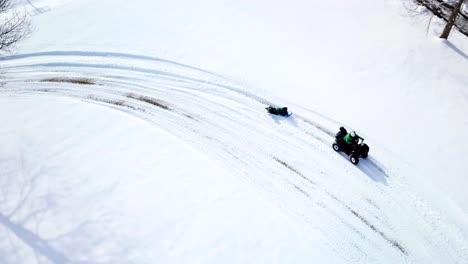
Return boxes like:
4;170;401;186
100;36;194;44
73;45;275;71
350;131;356;137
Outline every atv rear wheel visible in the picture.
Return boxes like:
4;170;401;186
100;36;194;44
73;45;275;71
361;144;369;159
332;143;340;152
350;154;359;165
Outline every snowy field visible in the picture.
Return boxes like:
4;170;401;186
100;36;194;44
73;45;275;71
0;0;467;263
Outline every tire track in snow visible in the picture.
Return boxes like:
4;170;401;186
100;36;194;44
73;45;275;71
273;157;316;186
327;193;407;255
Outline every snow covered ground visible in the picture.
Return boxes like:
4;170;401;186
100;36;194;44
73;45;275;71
0;0;467;263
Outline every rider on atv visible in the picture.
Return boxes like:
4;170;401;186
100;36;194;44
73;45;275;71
343;131;360;146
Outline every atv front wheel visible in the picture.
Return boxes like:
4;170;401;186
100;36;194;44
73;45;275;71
350;154;359;165
332;143;340;152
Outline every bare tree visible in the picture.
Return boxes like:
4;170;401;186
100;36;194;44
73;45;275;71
414;0;468;38
440;0;465;39
0;0;30;54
